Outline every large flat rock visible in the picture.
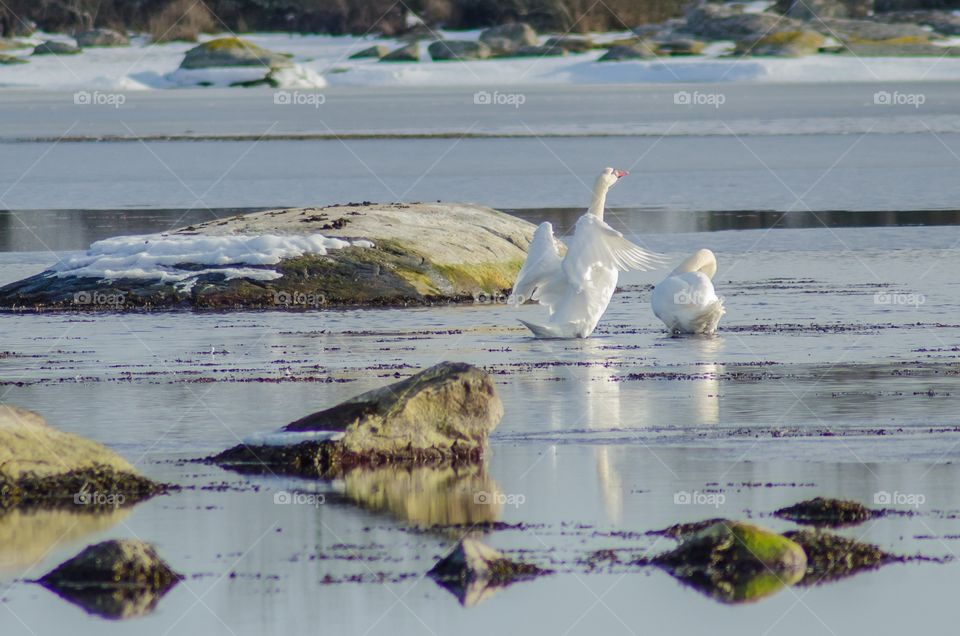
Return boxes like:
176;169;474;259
0;203;535;311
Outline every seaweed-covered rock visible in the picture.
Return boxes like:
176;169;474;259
651;520;807;603
428;39;490;61
349;44;389;59
428;538;549;606
479;23;538;55
75;28;129;47
0;405;165;509
784;529;899;585
213;362;503;476
180;37;291;69
737;29;826;56
380;43;419;62
0;203;534;311
598;43;656;61
39;540;181;619
33;40;81;55
774;497;876;527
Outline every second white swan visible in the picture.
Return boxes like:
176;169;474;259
651;248;725;335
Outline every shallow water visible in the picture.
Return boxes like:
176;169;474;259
2;219;960;634
3;84;960;634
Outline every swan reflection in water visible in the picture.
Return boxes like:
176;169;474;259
522;335;723;524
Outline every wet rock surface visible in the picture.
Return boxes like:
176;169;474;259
213;362;503;476
648;520;807;603
0;203;534;311
380;43;419;61
428;538;550;606
0;405;166;510
783;529;901;585
38;539;181;619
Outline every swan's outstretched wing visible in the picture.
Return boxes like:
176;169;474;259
563;214;664;285
511;222;567;311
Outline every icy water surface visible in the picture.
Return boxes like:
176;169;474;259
2;221;960;635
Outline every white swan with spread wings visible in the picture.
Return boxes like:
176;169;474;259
510;167;663;339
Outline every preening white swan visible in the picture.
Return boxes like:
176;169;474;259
511;167;663;339
651;248;724;335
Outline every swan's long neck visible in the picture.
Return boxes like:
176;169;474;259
587;177;611;221
673;249;717;279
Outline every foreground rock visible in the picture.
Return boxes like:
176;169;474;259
75;28;129;47
774;497;877;527
0;203;533;311
0;53;26;65
213;362;503;477
39;540;181;619
649;520;807;603
428;538;550;606
783;529;900;585
168;36;322;88
0;405;165;510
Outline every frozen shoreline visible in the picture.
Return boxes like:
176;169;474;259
5;31;960;91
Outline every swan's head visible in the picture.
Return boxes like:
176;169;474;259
597;166;628;190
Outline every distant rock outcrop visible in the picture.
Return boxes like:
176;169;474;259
428;39;491;60
32;40;80;55
75;28;129;47
479;23;538;55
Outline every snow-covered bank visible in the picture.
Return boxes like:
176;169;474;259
5;31;960;91
53;233;363;283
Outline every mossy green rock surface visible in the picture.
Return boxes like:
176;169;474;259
653;520;807;603
180;37;291;69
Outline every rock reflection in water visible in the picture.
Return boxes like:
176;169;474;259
0;508;128;580
339;463;503;527
42;584;174;621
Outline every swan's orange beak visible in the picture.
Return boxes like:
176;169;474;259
614;169;628;179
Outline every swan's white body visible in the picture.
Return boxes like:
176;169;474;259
651;249;725;335
511;168;662;339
